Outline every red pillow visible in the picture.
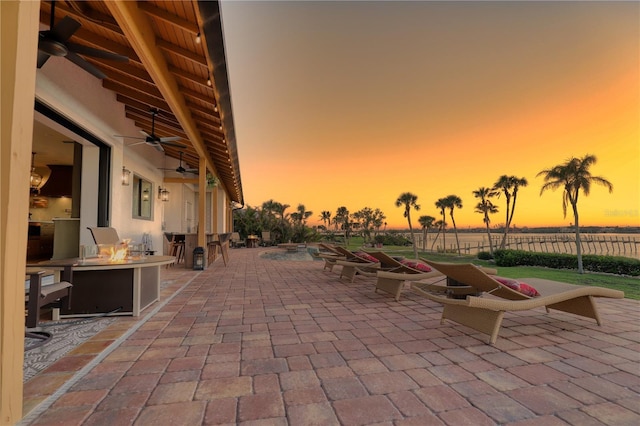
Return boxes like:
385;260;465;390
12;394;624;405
400;259;432;272
354;251;379;263
494;277;540;297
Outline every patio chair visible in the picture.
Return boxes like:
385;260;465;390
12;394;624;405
25;264;74;348
261;231;273;246
87;226;120;245
412;260;625;344
230;232;245;248
364;252;444;301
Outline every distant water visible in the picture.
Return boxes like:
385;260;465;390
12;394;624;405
407;232;640;260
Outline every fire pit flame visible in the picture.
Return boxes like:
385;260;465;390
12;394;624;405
109;246;128;262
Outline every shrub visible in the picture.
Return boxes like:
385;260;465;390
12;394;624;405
493;250;640;276
477;251;494;260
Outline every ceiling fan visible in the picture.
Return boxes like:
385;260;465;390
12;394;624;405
159;152;198;175
37;0;128;79
116;108;187;152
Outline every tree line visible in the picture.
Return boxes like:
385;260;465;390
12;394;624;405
234;154;612;274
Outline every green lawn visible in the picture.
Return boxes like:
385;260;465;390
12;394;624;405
342;238;640;300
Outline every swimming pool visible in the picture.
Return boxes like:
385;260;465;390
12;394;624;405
259;247;322;261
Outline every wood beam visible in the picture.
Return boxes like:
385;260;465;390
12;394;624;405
115;92;171;115
163;177;198;184
90;59;153;84
1;1;40;422
156;39;207;67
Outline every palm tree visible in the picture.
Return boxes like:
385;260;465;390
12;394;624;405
335;206;350;244
418;215;436;252
493;175;528;249
537;154;613;273
292;204;312;226
395;192;420;259
319;211;332;230
435;197;448;252
430;220;447;251
443;195;463;255
473;187;499;255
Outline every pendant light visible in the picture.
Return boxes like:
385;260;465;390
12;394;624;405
30;152;42;192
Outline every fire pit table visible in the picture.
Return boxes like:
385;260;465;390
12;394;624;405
28;255;175;317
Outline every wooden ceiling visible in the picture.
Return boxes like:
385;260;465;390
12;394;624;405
38;0;243;203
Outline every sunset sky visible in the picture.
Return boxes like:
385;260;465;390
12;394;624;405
220;1;639;229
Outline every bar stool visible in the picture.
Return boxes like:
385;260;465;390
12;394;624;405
168;235;185;267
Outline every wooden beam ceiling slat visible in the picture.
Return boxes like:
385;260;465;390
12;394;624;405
39;11;139;61
115;92;171;115
125;113;182;135
42;1;124;36
186;101;221;123
168;65;209;89
88;58;153;83
105;73;162;99
125;106;181;127
105;80;167;109
156;39;207;67
137;1;199;34
180;86;217;107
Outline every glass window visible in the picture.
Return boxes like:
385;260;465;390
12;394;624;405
132;175;153;220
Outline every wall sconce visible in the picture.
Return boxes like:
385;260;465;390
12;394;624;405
121;166;131;186
142;188;150;201
158;186;170;202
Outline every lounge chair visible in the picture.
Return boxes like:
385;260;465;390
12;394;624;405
315;243;346;272
365;252;444;301
412;260;625;344
334;248;381;282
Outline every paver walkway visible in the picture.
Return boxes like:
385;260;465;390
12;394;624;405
21;247;640;425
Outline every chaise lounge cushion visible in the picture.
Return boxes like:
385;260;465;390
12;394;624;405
354;251;380;263
494;277;540;297
400;260;432;272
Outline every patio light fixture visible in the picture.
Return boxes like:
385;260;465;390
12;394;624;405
121;166;131;185
158;186;170;202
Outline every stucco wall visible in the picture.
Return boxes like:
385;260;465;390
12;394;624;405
34;56;197;254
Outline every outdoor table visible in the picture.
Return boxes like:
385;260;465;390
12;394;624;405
246;235;259;248
28;255;175;317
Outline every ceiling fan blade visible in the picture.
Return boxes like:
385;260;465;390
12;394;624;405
65;50;107;79
115;135;146;141
159;136;182;143
36;50;51;68
140;130;151;138
126;141;147;147
50;16;81;42
149;142;164;152
158;140;187;149
66;42;129;62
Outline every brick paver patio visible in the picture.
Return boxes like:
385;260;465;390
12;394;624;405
21;247;640;425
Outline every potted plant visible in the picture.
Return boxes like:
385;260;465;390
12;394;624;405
206;173;218;189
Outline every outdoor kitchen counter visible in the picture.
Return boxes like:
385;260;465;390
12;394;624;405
28;255;175;317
